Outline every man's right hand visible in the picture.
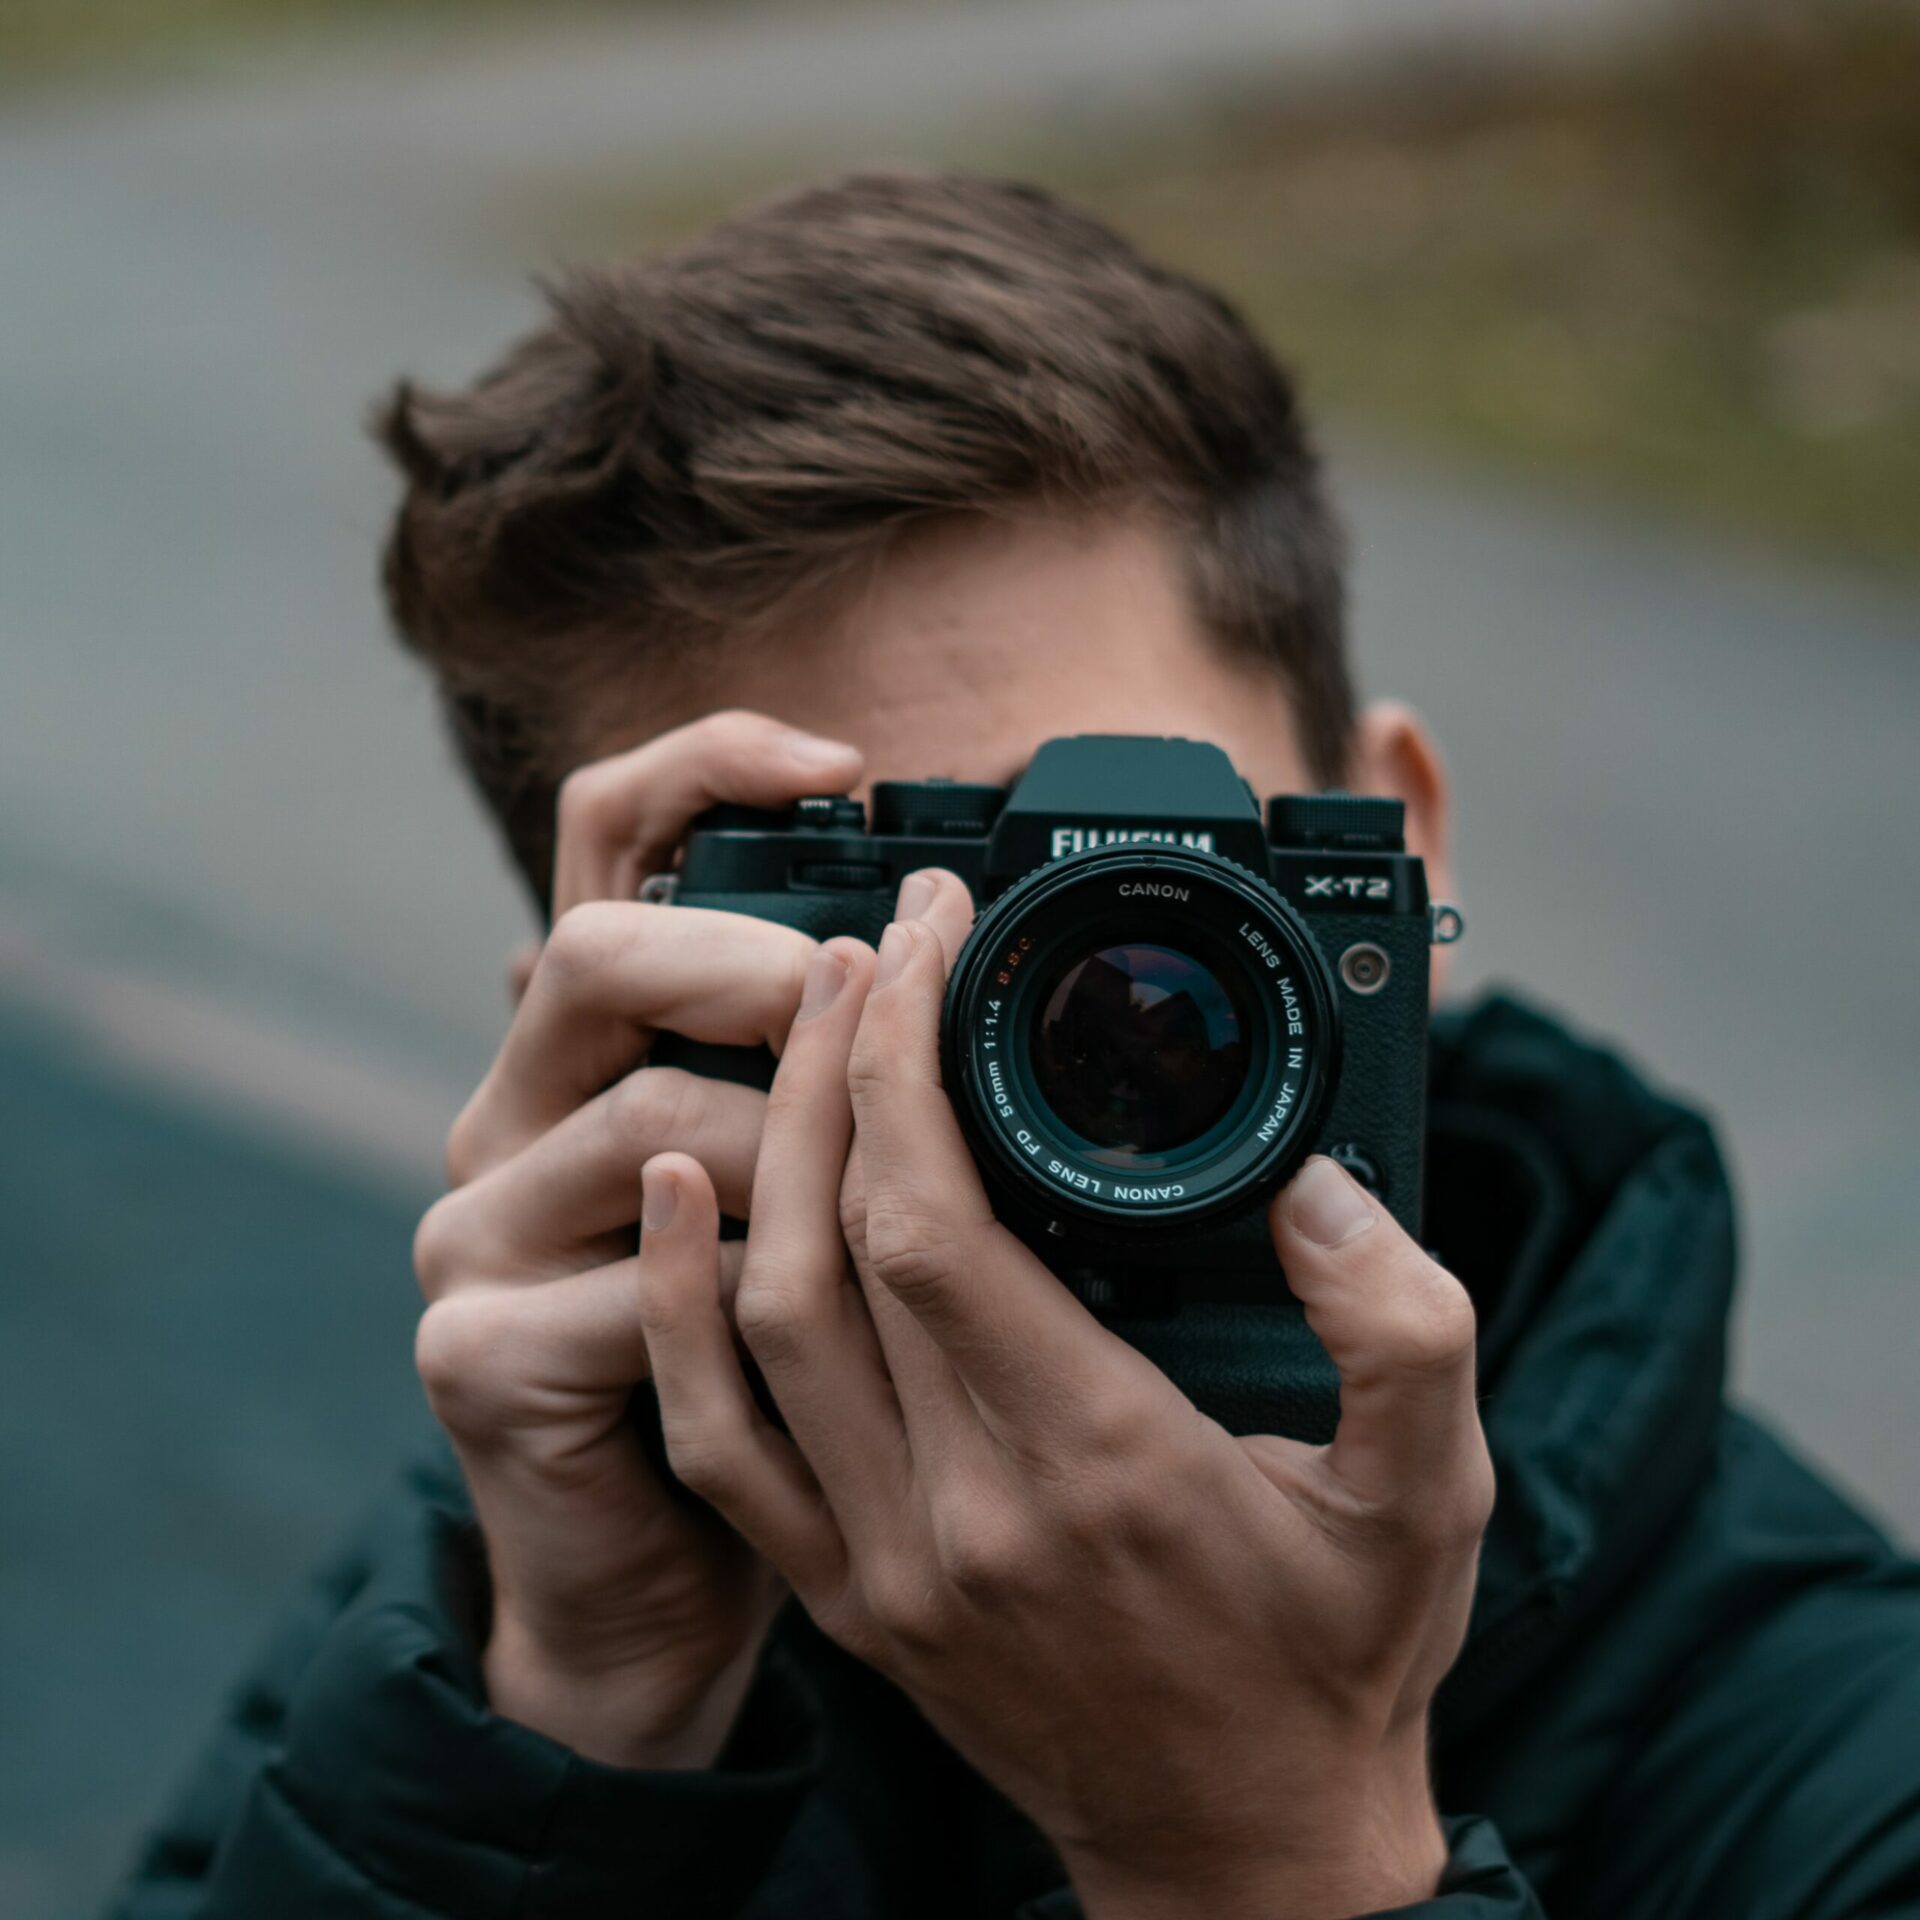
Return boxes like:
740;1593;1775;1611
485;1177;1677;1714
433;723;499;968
410;710;863;1769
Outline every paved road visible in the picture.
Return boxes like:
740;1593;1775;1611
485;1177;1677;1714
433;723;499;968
0;0;1666;1087
2;1;1915;1910
0;1005;435;1920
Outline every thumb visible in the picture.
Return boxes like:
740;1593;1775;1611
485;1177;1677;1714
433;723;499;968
1270;1156;1483;1510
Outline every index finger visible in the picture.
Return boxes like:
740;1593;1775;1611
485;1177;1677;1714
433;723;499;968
551;708;863;916
844;916;1112;1421
453;901;815;1177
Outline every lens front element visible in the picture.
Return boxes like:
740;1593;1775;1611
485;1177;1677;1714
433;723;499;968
1031;942;1253;1159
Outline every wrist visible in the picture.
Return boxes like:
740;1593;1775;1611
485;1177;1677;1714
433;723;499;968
484;1605;762;1770
1065;1746;1448;1920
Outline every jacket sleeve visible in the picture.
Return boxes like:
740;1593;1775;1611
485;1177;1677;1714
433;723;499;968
105;1457;827;1920
1007;1817;1548;1920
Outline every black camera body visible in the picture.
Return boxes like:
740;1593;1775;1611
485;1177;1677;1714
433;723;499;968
653;736;1444;1319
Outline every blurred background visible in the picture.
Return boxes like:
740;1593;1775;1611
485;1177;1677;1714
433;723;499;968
2;0;1917;1910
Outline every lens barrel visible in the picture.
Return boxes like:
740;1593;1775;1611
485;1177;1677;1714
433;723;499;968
941;845;1339;1233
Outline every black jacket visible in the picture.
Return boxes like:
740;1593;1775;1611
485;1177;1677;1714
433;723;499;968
109;997;1920;1917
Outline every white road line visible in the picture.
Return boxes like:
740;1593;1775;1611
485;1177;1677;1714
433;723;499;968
0;918;458;1193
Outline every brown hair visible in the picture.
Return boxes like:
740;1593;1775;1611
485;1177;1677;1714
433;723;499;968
373;170;1351;901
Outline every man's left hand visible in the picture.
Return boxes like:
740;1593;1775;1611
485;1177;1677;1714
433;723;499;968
636;870;1493;1920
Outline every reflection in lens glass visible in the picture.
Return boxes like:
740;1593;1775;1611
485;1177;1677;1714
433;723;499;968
1030;942;1252;1158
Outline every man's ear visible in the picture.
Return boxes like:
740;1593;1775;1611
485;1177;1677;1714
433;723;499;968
1349;702;1457;996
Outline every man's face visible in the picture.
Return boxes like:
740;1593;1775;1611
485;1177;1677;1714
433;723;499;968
592;511;1453;959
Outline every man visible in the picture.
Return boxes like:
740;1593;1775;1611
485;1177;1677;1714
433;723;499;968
114;173;1920;1919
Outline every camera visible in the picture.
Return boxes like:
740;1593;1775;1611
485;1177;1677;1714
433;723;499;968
650;737;1455;1338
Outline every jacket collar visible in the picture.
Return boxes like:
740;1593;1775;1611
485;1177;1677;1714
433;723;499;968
1425;995;1737;1738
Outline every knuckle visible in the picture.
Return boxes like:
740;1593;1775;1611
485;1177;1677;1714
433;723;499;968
554;762;617;839
761;1069;807;1132
1387;1439;1497;1557
411;1194;471;1299
861;1555;944;1651
1408;1486;1493;1559
932;1498;1030;1602
607;1066;697;1161
811;1589;881;1664
1378;1262;1479;1378
660;1418;746;1501
843;1048;876;1110
837;1157;869;1244
413;1296;508;1433
1452;1441;1499;1544
1072;1385;1157;1462
844;1023;882;1089
731;1275;813;1366
1038;1422;1168;1546
1059;1474;1136;1554
629;1249;679;1329
540;901;625;995
844;1007;903;1099
861;1208;958;1306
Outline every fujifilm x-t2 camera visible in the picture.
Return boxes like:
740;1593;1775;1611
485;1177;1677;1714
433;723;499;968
650;736;1459;1312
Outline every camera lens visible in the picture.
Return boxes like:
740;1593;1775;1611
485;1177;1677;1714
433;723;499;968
942;845;1339;1235
1030;942;1252;1158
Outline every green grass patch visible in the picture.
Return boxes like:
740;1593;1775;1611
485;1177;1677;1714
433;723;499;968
1063;4;1920;573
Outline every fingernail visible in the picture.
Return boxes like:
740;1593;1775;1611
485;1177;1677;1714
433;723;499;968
797;944;849;1019
641;1164;678;1234
895;870;937;922
783;730;858;769
1287;1156;1376;1248
874;920;915;989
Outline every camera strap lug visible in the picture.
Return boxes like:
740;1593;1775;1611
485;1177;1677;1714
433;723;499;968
1429;901;1465;946
639;873;680;905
